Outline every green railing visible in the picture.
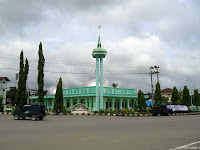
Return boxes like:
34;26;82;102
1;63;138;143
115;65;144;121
63;86;136;97
29;86;137;100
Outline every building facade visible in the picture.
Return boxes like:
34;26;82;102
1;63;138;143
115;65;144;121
162;88;173;102
0;77;10;105
30;85;137;111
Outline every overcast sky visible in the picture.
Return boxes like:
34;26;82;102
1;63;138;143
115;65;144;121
0;0;200;93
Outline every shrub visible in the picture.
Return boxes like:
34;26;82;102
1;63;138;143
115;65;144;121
99;109;104;113
109;109;116;114
104;110;109;114
122;108;134;114
62;107;71;114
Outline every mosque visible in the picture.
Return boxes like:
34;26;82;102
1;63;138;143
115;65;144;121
29;34;138;112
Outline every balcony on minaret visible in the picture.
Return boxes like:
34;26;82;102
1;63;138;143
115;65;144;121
92;36;107;58
92;48;107;58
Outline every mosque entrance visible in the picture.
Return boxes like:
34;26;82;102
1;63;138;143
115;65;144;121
71;103;89;114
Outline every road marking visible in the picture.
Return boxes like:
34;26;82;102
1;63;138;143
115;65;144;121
170;141;200;150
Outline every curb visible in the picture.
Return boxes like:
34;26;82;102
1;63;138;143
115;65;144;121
0;112;12;115
1;112;200;116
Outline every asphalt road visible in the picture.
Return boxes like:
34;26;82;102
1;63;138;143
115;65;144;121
0;114;200;150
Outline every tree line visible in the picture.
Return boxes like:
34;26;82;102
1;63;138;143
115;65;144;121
171;86;200;106
137;82;200;111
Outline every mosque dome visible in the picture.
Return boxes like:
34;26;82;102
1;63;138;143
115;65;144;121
47;85;68;96
82;76;113;87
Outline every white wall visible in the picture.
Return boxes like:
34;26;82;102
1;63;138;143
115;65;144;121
0;79;8;105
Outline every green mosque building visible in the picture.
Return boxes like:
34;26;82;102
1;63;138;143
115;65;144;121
29;35;138;112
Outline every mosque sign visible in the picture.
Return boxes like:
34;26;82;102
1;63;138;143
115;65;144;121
71;104;89;114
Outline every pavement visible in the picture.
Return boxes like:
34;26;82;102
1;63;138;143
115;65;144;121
0;115;200;150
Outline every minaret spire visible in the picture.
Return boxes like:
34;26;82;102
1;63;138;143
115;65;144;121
97;25;102;48
97;36;102;48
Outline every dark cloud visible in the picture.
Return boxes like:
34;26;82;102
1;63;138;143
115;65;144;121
0;0;119;37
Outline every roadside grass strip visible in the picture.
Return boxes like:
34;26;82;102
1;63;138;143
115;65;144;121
170;141;200;150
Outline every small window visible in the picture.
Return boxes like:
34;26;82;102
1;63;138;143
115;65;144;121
23;106;31;111
3;82;5;84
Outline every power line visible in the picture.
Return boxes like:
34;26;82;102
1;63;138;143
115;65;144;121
160;74;200;83
0;66;149;75
0;53;148;69
0;55;94;67
160;67;200;80
160;72;200;82
1;53;200;82
160;72;200;81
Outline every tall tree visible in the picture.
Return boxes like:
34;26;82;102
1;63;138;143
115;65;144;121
154;82;163;107
54;77;63;111
178;89;183;104
24;59;29;83
193;89;200;106
24;58;29;101
19;58;29;108
6;87;17;106
138;90;147;111
37;42;45;102
16;51;24;107
171;86;179;105
182;86;191;106
133;100;138;111
16;51;29;108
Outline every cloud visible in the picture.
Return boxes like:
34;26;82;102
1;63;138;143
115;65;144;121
0;34;169;92
0;0;200;93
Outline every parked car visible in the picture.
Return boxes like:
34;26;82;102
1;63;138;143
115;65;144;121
12;103;46;121
150;105;173;116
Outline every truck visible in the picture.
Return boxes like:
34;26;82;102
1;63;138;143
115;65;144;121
12;103;46;121
150;105;173;116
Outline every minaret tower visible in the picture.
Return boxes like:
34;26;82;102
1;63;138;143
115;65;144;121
92;25;107;111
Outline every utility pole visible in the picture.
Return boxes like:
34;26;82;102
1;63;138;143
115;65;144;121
149;66;154;106
154;66;159;83
15;74;18;80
